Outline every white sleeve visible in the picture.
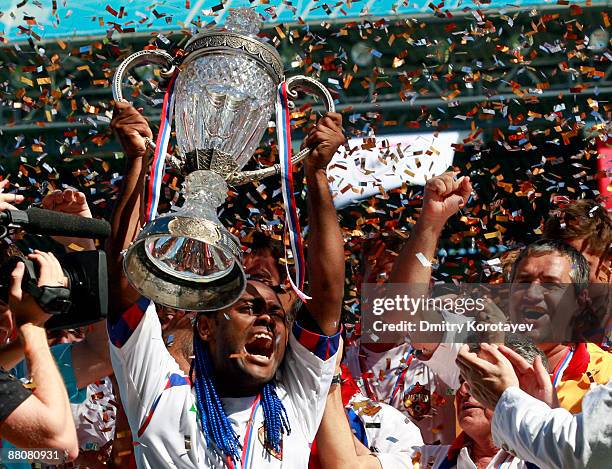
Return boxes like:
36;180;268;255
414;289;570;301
418;311;469;391
108;299;182;432
367;402;423;469
279;321;341;442
492;383;612;469
375;452;416;469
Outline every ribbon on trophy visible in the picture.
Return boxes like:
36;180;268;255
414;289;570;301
145;72;178;222
276;82;311;302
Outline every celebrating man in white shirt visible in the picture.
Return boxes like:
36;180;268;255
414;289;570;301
107;103;346;468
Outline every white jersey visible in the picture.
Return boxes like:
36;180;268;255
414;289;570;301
345;392;423;469
109;299;339;469
415;443;535;469
345;340;458;444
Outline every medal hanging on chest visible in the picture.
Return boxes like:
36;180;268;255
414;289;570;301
258;425;283;460
403;382;431;421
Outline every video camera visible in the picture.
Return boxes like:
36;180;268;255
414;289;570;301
0;250;108;330
0;206;111;330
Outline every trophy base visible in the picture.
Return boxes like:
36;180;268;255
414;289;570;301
122;168;245;312
184;148;240;178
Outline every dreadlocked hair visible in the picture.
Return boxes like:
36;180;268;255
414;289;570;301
192;335;241;462
261;377;291;453
191;334;291;463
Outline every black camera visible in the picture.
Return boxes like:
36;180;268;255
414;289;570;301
0;250;108;331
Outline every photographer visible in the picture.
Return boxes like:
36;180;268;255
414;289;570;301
0;188;114;467
0;252;78;460
0;189;111;382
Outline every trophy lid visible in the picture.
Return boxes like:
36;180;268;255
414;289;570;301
182;7;283;83
225;8;262;36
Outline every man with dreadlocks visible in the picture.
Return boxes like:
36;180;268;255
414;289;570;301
106;102;346;468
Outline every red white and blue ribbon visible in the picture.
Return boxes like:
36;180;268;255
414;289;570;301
388;349;414;404
552;346;574;388
144;72;178;222
225;395;261;469
275;82;310;302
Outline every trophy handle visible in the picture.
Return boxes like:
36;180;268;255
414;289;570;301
112;49;176;102
112;50;179;165
226;75;335;187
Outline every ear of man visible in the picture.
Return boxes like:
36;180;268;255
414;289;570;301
195;314;215;341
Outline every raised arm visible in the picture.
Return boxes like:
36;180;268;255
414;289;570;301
388;171;471;350
316;384;383;469
314;353;419;469
106;102;153;319
389;171;471;286
301;113;346;336
315;351;383;469
0;255;78;460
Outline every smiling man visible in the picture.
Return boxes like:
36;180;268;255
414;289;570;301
107;103;346;468
394;208;612;415
506;240;612;413
508;239;591;344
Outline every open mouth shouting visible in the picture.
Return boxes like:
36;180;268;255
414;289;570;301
523;309;547;320
243;330;275;365
523;308;547;321
519;308;552;330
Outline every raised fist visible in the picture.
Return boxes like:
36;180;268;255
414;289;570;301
303;112;346;173
421;171;472;227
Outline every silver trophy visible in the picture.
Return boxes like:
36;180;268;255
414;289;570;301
112;8;335;311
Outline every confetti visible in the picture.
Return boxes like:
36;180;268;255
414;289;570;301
415;252;432;267
0;0;605;339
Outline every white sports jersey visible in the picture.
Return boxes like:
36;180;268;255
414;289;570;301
345;392;423;469
415;443;535;469
109;298;339;469
344;341;457;444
